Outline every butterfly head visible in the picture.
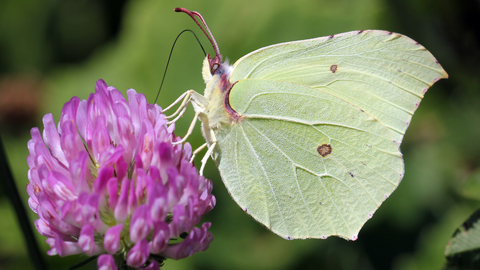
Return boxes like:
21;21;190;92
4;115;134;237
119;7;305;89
208;54;223;75
202;55;233;90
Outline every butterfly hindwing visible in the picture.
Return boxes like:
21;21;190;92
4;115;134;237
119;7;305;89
214;79;402;239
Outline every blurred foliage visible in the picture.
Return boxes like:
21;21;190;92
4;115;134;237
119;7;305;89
458;168;480;201
0;0;479;269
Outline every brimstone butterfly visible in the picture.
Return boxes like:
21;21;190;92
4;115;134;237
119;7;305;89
167;8;448;240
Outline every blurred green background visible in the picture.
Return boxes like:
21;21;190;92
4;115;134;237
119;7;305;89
0;0;479;269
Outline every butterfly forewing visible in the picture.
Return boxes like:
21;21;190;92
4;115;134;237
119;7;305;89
229;30;448;143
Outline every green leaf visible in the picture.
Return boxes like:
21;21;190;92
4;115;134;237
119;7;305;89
444;209;480;269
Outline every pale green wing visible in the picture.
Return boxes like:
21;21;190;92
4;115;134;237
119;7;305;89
213;79;403;240
212;30;446;239
229;30;448;143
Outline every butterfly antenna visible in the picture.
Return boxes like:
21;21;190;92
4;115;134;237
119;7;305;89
174;8;222;61
154;29;206;104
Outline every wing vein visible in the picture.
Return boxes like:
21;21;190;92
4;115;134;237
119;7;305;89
238;124;289;234
246;121;324;235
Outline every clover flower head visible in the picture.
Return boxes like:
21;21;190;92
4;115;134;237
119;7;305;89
26;79;215;269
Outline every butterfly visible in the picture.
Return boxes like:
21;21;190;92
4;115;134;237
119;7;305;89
165;8;448;240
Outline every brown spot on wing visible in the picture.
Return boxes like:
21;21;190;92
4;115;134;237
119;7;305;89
317;144;332;157
330;64;338;73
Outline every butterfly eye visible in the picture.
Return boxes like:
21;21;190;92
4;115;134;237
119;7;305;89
210;63;220;75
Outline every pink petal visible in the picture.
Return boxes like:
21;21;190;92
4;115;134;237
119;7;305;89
149;221;169;254
103;224;123;254
78;225;103;256
42;113;67;166
114;178;129;222
130;205;151;243
142;259;160;270
98;254;117;270
46;235;82;257
126;239;149;268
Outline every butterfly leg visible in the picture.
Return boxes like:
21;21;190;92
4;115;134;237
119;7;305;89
190;142;208;163
199;141;216;176
164;90;193;119
172;111;200;145
167;105;188;125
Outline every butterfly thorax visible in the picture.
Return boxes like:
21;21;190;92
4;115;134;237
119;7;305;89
201;57;239;130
